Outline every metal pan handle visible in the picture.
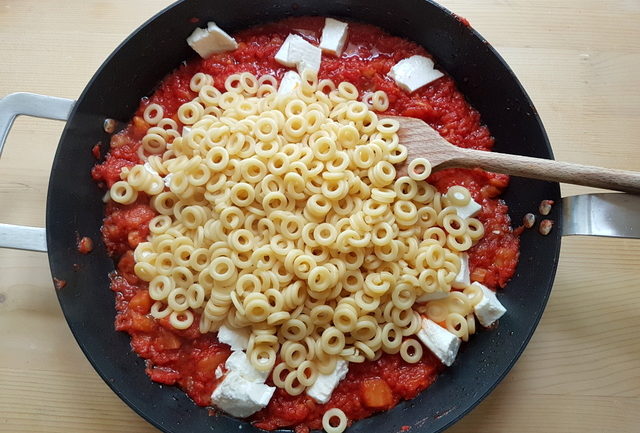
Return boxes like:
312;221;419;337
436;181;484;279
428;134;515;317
0;92;75;252
1;93;637;249
562;193;640;238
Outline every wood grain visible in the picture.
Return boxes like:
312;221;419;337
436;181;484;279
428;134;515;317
1;1;639;432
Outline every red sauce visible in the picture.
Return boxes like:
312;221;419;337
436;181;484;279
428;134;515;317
92;17;519;432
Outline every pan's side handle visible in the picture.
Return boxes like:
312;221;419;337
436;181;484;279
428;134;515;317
562;193;640;239
0;92;75;252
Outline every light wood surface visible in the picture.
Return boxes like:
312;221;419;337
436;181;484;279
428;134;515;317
397;116;640;193
1;1;639;432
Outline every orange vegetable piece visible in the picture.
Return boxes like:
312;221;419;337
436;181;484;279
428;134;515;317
129;290;152;314
155;330;182;350
129;312;156;333
361;378;394;409
196;352;230;376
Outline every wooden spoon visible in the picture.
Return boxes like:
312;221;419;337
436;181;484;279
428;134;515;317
393;116;640;194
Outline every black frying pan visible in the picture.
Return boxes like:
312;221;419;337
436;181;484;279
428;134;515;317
0;0;562;432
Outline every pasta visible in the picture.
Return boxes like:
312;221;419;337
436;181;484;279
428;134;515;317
109;69;485;396
322;408;349;433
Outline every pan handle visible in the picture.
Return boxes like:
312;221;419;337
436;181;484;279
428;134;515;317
1;94;636;248
562;193;640;238
0;92;75;252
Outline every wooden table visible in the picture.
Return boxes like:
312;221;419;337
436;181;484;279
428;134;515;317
1;1;639;432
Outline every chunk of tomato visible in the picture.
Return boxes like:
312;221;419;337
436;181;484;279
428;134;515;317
155;330;182;350
129;312;156;333
361;378;394;409
129;290;152;314
196;352;229;377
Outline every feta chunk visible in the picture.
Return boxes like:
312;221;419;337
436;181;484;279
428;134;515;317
319;18;348;56
275;34;322;74
143;162;159;176
277;71;302;98
187;22;238;58
225;350;271;383
163;173;173;188
217;324;250;351
452;253;470;289
275;34;303;67
416;291;449;303
472;282;507;327
215;365;224;379
211;371;275;418
289;37;322;74
141;162;163;191
452;199;482;220
388;55;444;93
306;360;348;403
417;318;460;367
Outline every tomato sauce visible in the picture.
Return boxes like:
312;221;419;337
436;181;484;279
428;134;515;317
91;17;519;432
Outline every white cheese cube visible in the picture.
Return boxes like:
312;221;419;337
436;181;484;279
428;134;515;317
275;33;322;74
319;18;348;56
275;34;304;67
277;71;302;98
217;324;250;351
187;22;238;58
225;350;270;383
452;199;482;220
417;318;461;367
306;360;349;404
416;291;449;303
472;282;507;327
388;55;444;93
288;36;322;74
452;253;470;289
163;173;173;188
211;371;275;418
142;162;159;176
215;365;224;379
141;162;163;191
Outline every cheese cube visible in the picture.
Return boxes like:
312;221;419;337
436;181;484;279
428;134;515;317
388;55;444;93
417;318;461;367
215;365;224;379
452;199;482;220
211;371;275;417
274;34;303;67
141;162;163;191
320;18;349;56
163;173;173;188
452;253;470;289
143;162;159;176
275;34;322;74
277;71;302;99
225;350;270;383
306;360;349;403
289;37;322;74
217;324;250;351
416;291;449;303
187;22;238;58
472;282;507;327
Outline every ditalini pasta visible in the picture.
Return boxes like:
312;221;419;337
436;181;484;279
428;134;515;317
109;69;486;399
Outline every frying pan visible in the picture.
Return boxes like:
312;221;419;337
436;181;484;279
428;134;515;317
0;0;638;432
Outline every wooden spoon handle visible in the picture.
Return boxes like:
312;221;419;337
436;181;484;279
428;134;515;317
452;148;640;193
